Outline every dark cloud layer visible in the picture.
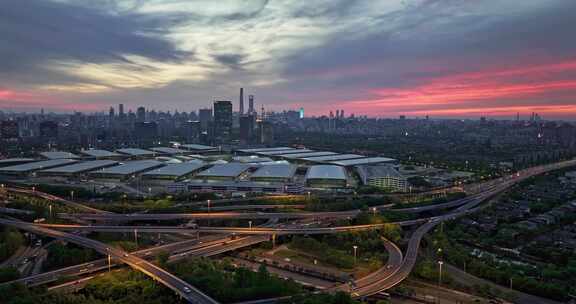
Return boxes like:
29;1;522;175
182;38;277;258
2;0;576;118
0;0;188;86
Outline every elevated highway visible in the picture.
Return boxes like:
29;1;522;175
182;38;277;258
0;218;218;304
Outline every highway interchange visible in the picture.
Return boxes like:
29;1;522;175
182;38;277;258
2;158;576;303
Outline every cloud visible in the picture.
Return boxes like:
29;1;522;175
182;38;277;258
1;0;576;118
0;0;189;90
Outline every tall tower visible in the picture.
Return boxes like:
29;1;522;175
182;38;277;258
239;88;244;114
213;100;233;143
136;106;146;122
119;104;125;120
261;105;265;120
248;95;255;114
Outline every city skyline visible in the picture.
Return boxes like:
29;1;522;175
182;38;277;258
1;1;576;119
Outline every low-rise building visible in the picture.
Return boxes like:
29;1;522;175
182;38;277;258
356;165;407;192
305;165;347;188
250;164;297;183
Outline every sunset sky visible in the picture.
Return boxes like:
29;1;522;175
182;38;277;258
1;0;576;119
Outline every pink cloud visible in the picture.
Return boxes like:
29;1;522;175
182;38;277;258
0;88;105;112
336;59;576;117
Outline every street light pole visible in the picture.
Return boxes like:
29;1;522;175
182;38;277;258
49;204;52;219
207;200;211;212
107;248;111;272
134;229;138;245
438;260;444;287
249;221;252;230
353;245;358;265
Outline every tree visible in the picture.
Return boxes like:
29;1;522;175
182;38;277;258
156;251;169;267
0;267;19;283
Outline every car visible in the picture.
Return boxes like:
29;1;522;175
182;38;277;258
183;287;192;293
123;253;129;257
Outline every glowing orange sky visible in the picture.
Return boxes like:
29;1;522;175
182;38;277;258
338;59;576;118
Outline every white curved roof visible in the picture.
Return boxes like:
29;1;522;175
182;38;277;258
305;165;346;180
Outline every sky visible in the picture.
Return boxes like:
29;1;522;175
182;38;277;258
1;0;576;119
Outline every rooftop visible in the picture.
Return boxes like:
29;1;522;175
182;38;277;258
305;165;347;180
280;151;338;159
258;149;313;156
236;147;293;153
40;151;80;159
80;149;122;158
90;160;163;176
142;162;206;178
0;159;78;173
0;158;35;164
233;156;274;163
356;165;403;179
116;148;156;157
149;147;188;155
250;164;297;179
330;157;397;166
302;154;365;162
180;144;217;151
39;160;119;174
196;163;252;178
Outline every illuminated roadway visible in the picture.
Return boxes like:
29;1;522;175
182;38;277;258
349;158;576;297
4;159;576;301
0;218;218;304
7;186;111;214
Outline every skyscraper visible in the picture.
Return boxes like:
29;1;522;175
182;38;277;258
39;121;58;138
239;88;244;114
119;104;125;120
248;95;255;114
257;120;274;145
136;106;146;122
0;121;19;139
299;107;304;119
213;100;233;143
198;108;213;132
239;115;254;144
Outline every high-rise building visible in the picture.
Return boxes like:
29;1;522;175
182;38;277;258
239;115;254;144
299;107;304;119
213;100;233;143
134;121;158;139
257;120;274;145
39;121;58;138
183;120;201;142
198;108;213;131
239;88;244;114
0;121;19;139
109;107;115;119
248;95;255;114
136;106;146;122
119;104;125;120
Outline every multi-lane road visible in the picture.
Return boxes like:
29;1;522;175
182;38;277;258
0;218;218;304
3;158;576;303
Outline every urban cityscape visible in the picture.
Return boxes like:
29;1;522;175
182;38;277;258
2;1;576;304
